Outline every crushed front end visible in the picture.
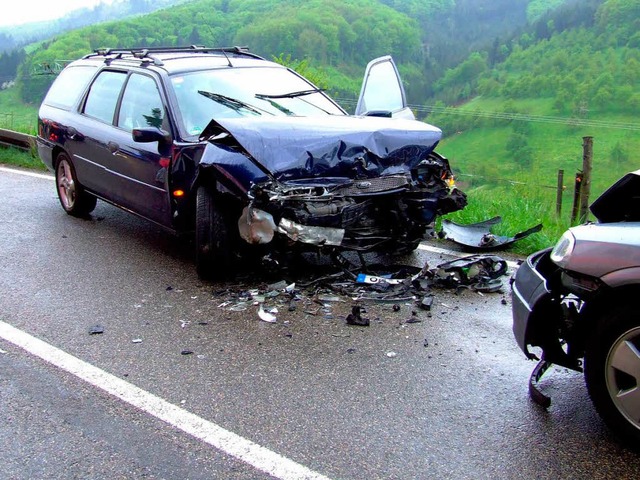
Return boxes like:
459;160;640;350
199;115;467;254
239;152;466;252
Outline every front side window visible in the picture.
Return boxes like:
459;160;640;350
170;66;344;137
118;73;165;131
83;70;127;124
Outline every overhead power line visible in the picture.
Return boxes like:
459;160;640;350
335;98;640;132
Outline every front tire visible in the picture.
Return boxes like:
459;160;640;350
55;153;96;217
195;186;230;280
585;305;640;445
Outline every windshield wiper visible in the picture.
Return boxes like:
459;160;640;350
255;88;322;100
198;90;263;115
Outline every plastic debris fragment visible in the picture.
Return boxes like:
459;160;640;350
441;216;542;250
89;325;104;335
346;305;369;326
258;305;277;323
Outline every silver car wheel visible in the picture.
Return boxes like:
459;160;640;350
606;326;640;430
57;158;76;210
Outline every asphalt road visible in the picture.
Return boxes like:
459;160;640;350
1;166;639;479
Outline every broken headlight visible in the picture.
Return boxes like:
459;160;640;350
550;231;576;268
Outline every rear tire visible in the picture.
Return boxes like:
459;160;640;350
55;153;97;217
195;185;230;280
584;305;640;446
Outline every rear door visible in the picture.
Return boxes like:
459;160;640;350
77;70;173;226
355;56;415;120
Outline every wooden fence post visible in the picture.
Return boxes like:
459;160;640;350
556;169;564;217
579;136;593;223
571;171;583;225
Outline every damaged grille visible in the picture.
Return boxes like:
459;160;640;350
334;175;410;196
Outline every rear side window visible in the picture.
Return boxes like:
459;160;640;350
43;65;97;110
117;73;165;131
83;70;127;124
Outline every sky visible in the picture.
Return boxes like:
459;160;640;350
0;0;113;27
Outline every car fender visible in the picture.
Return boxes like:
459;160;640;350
600;266;640;289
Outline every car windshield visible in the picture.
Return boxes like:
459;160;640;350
171;66;345;137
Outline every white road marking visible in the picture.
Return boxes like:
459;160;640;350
0;320;332;480
0;165;54;180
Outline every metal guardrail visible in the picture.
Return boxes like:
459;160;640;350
0;128;36;151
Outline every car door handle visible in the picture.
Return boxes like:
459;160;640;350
107;141;119;154
66;126;77;139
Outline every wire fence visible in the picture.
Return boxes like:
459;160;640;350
0;112;37;134
334;97;640;131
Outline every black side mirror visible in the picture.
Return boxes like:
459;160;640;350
132;127;172;144
363;110;392;118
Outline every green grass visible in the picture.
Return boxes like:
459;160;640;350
437;96;640;197
0;146;47;170
0;88;39;134
431;96;640;253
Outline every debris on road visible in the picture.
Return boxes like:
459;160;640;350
419;295;434;311
209;252;509;329
441;216;542;251
346;305;370;326
258;305;277;323
89;325;105;335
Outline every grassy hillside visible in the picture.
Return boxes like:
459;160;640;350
420;0;639;250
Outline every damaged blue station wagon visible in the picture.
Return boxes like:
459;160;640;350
37;46;466;279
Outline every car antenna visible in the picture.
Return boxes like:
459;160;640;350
219;49;233;67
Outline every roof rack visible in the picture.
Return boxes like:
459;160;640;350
84;46;264;66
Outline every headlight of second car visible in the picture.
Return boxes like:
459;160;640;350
550;230;575;268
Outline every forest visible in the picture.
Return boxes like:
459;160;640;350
10;0;566;105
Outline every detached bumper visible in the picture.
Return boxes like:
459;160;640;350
511;248;553;355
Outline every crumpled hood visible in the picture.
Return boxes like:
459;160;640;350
208;115;442;181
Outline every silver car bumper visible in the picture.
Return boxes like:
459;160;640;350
511;248;553;355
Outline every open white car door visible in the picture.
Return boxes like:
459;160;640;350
355;56;415;120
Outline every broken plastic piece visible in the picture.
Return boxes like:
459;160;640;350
89;325;104;335
529;358;552;409
441;216;542;250
267;280;288;291
278;218;345;246
471;278;503;293
434;254;508;287
346;305;370;326
356;274;404;285
317;294;343;303
258;305;277;323
238;206;277;244
419;295;434;311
